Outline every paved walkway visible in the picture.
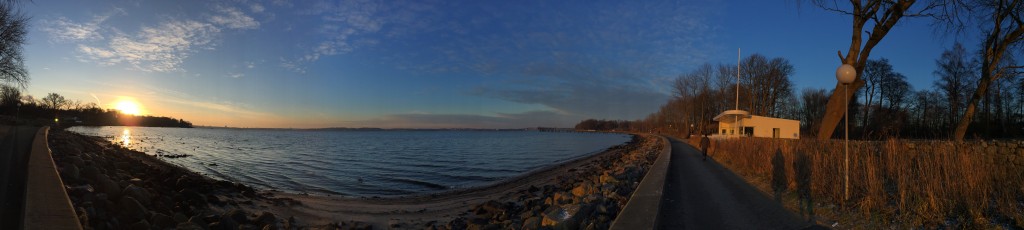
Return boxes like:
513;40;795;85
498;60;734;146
0;126;41;229
657;137;814;229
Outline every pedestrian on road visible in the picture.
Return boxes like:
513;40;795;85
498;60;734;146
700;133;710;161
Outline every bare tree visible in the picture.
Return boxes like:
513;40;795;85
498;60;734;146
879;72;910;111
934;42;978;133
945;0;1024;140
0;2;28;87
810;0;941;140
800;88;830;137
860;58;889;129
741;54;795;118
42;92;67;111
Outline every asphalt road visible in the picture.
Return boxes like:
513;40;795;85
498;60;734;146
0;126;40;230
657;137;815;229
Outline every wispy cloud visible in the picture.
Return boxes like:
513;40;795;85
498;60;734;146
209;6;260;30
76;20;221;72
49;3;263;72
281;0;436;71
42;16;107;42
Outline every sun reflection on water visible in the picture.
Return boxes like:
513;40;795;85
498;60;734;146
121;128;131;146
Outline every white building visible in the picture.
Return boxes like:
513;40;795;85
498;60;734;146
712;109;800;139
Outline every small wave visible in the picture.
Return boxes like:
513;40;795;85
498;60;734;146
384;177;449;190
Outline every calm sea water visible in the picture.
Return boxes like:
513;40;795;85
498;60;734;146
67;126;631;197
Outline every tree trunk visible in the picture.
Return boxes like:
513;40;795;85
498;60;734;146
955;74;991;140
816;0;916;140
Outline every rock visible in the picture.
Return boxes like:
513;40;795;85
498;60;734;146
226;208;248;224
217;214;240;230
81;165;99;181
68;156;85;166
521;216;542;230
63;164;81;182
206;194;223;206
128;220;150;230
187;216;208;228
481;200;504;214
173;212;188;223
175;221;204;230
150;213;175;229
95;174;122;198
447;217;467;230
118;196;148;220
541;205;583;230
179;189;206;207
599;173;618;184
122;185;152;206
255;211;276;226
571;183;593;197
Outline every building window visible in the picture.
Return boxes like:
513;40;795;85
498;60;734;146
721;129;725;134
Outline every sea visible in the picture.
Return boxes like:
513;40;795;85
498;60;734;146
67;126;631;197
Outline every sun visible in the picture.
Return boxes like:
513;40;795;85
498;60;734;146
115;99;143;116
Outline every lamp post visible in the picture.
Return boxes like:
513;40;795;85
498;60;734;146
836;64;856;202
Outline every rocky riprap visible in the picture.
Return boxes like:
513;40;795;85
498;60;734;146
49;130;297;230
428;134;662;230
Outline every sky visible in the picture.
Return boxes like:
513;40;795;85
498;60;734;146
20;0;984;128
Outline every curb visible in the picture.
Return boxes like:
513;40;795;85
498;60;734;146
609;134;672;230
23;126;82;230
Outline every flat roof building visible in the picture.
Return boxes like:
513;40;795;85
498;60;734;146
713;109;799;139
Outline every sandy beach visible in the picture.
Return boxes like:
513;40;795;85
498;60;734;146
48;129;663;229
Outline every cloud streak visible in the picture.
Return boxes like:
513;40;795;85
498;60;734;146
45;3;262;72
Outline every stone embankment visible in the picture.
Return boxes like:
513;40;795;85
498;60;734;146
431;134;663;230
48;130;297;230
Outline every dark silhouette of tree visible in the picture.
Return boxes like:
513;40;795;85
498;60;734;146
0;83;17;114
741;54;795;118
809;0;943;140
941;0;1024;140
860;58;890;131
42;93;67;111
799;88;830;137
933;43;978;135
0;2;28;88
880;71;910;111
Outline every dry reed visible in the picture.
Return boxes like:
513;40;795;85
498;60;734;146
688;137;1024;228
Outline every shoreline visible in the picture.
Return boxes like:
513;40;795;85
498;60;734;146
49;129;663;229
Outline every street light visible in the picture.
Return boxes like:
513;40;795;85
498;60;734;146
836;64;855;202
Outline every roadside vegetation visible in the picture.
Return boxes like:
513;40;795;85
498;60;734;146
693;137;1023;228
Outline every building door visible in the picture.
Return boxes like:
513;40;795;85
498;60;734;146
743;127;753;137
772;128;780;138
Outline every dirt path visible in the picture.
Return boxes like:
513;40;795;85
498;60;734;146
657;137;815;229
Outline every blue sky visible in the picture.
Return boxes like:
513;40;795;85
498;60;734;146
22;0;980;128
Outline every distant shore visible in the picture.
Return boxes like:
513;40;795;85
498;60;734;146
49;129;663;229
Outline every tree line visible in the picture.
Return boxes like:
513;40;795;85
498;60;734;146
576;45;1023;140
576;0;1024;140
0;85;193;128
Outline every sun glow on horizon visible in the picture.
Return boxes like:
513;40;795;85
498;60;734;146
113;98;144;116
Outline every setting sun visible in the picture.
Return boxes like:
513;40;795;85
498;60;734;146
114;99;143;116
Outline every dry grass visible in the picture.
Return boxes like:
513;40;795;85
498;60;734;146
688;137;1024;228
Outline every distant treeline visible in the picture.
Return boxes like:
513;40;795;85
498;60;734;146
574;119;636;131
0;86;192;128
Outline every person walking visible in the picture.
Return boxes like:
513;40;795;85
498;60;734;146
700;134;710;161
